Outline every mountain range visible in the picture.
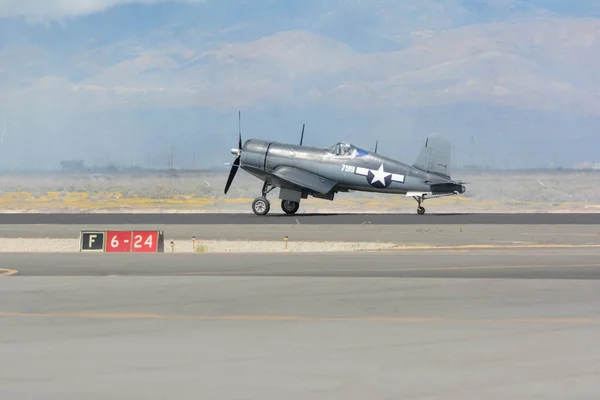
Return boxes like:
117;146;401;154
0;0;599;169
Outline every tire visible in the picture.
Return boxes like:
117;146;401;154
417;206;425;215
281;200;300;215
252;197;270;215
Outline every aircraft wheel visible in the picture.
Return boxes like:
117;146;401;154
281;200;300;215
417;206;425;215
252;197;270;215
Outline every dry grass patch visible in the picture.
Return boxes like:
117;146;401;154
1;170;599;213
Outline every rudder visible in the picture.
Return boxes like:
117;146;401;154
412;134;452;178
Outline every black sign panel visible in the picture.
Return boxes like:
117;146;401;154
80;231;106;251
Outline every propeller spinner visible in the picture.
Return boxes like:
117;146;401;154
224;111;243;194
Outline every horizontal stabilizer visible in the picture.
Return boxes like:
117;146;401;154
272;166;337;194
413;134;452;178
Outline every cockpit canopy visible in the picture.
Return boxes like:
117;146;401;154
326;142;367;157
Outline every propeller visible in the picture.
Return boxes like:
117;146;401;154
237;110;242;150
374;140;378;154
224;111;242;194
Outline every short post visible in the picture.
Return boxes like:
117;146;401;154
170;240;175;253
284;236;289;252
192;235;196;250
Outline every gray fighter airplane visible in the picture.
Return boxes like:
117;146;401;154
224;114;467;216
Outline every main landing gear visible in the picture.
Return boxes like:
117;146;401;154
251;197;270;215
281;199;300;215
251;182;301;216
251;182;275;215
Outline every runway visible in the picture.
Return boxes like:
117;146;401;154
2;237;600;398
1;212;599;225
3;248;600;278
2;222;600;246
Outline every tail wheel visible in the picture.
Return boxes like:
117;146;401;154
281;200;300;215
252;197;270;215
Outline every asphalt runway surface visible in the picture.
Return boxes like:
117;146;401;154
1;212;600;225
2;249;600;399
3;248;600;278
2;223;600;245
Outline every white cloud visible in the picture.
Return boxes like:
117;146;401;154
2;17;600;116
199;31;357;77
0;0;207;20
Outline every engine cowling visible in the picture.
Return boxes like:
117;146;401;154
240;139;271;171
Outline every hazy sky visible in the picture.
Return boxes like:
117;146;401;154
1;0;600;170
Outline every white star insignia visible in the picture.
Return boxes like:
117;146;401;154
370;164;391;185
353;164;405;185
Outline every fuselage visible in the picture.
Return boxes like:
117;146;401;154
238;139;465;196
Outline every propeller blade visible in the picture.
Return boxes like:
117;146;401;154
224;156;240;194
374;140;378;154
238;110;242;150
300;123;305;146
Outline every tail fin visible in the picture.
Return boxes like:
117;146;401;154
412;134;452;178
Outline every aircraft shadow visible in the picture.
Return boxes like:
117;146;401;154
264;212;475;217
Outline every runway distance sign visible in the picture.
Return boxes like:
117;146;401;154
80;231;106;251
79;230;164;252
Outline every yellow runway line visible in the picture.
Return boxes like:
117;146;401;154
1;311;599;324
387;244;600;251
0;268;18;277
169;263;600;276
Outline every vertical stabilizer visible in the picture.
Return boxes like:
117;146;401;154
413;134;452;178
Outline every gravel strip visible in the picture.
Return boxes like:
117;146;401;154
0;238;397;253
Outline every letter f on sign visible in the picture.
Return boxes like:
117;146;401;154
89;234;97;248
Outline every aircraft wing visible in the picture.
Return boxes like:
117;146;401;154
271;166;337;194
